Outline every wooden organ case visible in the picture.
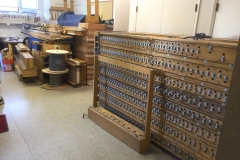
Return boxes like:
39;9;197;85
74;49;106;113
89;32;240;160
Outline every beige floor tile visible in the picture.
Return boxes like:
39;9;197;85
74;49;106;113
0;69;178;160
2;152;35;160
0;132;30;159
31;144;67;160
6;121;18;132
0;130;24;145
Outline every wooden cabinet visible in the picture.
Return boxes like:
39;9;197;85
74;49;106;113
128;0;200;36
135;0;163;33
160;0;199;35
124;0;240;38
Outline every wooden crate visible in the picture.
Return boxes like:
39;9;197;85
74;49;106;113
67;58;87;87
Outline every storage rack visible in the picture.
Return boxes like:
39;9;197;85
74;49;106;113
89;31;240;160
89;55;155;153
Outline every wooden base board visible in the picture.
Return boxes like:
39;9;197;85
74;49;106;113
14;62;38;78
67;80;82;88
88;107;151;153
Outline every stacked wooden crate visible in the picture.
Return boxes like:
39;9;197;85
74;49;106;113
74;23;106;85
14;43;38;80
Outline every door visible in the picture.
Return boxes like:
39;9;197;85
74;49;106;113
212;0;240;39
128;0;138;32
135;0;164;33
160;0;200;36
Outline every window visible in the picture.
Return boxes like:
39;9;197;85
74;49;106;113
21;0;38;13
0;0;38;13
0;1;19;12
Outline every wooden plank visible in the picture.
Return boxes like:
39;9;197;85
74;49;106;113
70;0;74;12
75;35;94;42
93;55;98;107
78;23;106;30
62;26;86;31
21;30;73;42
99;31;238;48
75;51;94;65
31;49;48;83
74;45;94;53
144;69;155;137
14;61;38;78
7;44;13;59
98;55;155;75
95;0;99;22
74;40;94;48
21;66;38;77
100;44;233;70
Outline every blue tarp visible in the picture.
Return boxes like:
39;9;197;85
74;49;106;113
58;11;86;26
28;37;40;50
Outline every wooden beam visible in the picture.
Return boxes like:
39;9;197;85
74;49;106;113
95;0;99;22
86;0;91;22
70;0;74;12
64;0;68;12
144;69;155;137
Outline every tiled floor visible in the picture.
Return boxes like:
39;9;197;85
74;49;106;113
0;69;177;160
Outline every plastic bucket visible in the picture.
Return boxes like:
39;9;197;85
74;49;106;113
2;59;14;72
0;53;3;68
